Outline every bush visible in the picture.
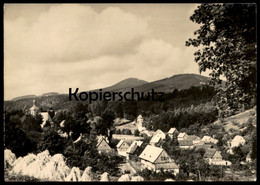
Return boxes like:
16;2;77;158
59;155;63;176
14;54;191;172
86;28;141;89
134;129;140;136
115;129;121;134
122;129;132;135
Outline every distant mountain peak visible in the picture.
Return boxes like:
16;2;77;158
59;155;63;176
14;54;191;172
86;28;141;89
104;78;148;91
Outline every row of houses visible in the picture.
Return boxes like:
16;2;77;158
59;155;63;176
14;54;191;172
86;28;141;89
96;135;179;175
144;128;234;166
95;126;240;174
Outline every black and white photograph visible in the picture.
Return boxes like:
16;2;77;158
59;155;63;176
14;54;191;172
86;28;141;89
3;3;257;181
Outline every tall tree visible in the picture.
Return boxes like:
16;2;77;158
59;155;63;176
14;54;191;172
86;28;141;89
95;109;115;144
186;4;256;117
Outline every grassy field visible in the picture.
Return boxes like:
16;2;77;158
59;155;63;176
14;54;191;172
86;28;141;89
115;121;139;134
213;107;256;133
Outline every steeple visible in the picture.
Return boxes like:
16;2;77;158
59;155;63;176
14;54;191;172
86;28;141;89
30;99;39;116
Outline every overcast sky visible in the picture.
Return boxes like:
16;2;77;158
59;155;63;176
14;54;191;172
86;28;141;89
4;3;209;100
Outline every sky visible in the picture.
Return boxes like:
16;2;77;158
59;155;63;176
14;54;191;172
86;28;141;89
4;3;209;100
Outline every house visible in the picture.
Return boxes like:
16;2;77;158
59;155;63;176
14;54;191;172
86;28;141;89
97;136;113;154
196;145;231;166
167;128;178;138
187;135;201;145
150;129;166;145
139;145;179;175
178;135;200;149
204;148;222;165
177;132;188;141
178;139;194;149
29;100;53;128
126;141;143;160
194;140;205;146
227;135;246;154
201;136;218;144
39;112;54;128
116;140;130;156
134;142;148;158
230;135;246;148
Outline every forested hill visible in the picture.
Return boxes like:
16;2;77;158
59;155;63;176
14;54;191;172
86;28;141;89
4;73;214;112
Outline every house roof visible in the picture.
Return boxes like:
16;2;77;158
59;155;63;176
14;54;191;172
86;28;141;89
187;135;200;140
116;140;126;148
168;128;177;134
201;136;211;140
178;132;187;138
150;135;162;144
204;148;217;158
40;112;52;121
126;140;143;154
232;135;245;142
97;136;109;147
201;136;218;142
155;129;165;135
230;135;246;148
39;112;53;128
127;144;139;154
139;145;164;163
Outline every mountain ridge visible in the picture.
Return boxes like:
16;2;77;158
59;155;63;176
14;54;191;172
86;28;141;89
9;73;212;101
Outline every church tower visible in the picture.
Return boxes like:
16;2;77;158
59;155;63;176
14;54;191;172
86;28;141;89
30;100;39;116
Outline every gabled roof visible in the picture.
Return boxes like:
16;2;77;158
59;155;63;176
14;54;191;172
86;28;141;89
168;128;177;134
155;129;165;135
204;148;217;158
201;136;218;142
127;144;139;155
178;132;187;138
39;112;52;122
150;135;162;144
39;112;53;128
201;136;211;140
116;140;127;148
139;145;164;163
126;140;143;154
97;136;109;147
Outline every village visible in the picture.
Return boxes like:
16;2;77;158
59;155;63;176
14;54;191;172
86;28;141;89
26;100;254;179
